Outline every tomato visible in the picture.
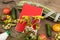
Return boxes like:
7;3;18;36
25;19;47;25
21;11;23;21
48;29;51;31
3;7;10;15
39;34;48;40
40;34;46;38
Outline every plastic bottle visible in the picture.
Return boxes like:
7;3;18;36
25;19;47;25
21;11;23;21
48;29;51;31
0;30;10;40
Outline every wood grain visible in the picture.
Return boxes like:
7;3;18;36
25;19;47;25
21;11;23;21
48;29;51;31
0;0;60;40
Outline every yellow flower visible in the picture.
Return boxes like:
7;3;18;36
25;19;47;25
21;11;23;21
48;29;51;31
4;20;8;23
6;15;11;19
4;18;12;23
32;16;44;20
36;26;40;30
36;16;44;19
7;18;12;23
22;16;30;20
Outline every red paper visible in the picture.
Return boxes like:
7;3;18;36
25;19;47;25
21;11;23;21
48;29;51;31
20;4;43;18
16;22;27;32
15;4;43;32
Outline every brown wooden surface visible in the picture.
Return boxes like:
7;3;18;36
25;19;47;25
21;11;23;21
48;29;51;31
0;0;60;40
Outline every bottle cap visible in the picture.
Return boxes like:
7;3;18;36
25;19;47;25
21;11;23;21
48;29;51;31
6;30;10;36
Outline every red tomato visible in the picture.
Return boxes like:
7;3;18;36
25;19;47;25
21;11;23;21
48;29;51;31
3;7;10;15
40;34;48;40
40;34;46;38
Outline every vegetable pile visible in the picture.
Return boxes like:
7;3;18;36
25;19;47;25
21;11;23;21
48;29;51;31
1;7;18;29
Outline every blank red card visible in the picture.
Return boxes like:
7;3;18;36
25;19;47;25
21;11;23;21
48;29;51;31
16;4;43;32
20;4;43;19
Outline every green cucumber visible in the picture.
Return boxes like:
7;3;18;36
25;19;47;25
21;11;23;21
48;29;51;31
45;24;52;37
11;7;17;19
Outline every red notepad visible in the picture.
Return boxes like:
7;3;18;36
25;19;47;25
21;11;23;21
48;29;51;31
16;4;43;32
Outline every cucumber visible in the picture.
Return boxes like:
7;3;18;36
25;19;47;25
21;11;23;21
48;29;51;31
11;7;17;19
45;24;52;37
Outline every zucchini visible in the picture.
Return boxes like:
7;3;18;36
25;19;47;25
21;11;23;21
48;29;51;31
11;7;17;19
45;24;52;37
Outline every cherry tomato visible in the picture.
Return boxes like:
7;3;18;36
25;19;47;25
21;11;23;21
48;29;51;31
40;34;48;40
3;7;10;15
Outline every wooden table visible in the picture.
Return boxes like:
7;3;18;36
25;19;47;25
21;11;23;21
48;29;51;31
0;0;60;40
